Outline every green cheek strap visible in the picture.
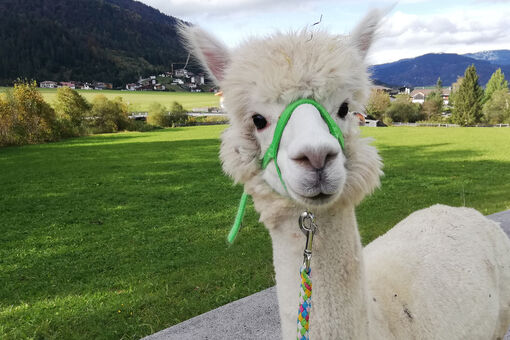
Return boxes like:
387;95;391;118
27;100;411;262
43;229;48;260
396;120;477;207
227;98;345;244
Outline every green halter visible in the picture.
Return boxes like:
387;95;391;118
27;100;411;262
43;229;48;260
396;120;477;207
227;98;345;243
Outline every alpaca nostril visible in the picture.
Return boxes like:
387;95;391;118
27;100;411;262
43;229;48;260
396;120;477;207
293;150;338;170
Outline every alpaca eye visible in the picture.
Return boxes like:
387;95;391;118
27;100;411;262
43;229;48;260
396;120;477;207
337;102;349;118
252;114;268;130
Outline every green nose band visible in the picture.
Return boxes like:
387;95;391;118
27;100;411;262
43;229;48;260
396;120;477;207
261;98;345;191
227;98;345;244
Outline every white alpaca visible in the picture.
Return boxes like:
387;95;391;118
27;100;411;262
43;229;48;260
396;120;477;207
179;10;510;339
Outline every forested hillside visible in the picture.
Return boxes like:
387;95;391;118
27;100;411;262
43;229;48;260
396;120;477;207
0;0;189;86
370;53;510;87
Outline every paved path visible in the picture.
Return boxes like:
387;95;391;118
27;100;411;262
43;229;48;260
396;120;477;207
143;210;510;340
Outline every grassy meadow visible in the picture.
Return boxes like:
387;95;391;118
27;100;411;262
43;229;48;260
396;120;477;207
0;87;220;112
1;126;510;339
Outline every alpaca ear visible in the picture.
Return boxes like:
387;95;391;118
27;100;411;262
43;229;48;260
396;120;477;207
350;9;384;59
178;23;231;84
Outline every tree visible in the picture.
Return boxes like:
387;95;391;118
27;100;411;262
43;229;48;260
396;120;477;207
366;89;390;119
6;80;57;144
436;77;442;91
54;86;91;137
483;68;509;104
90;95;130;133
451;65;483;126
168;101;188;126
147;102;169;127
385;94;423;123
422;91;443;120
483;89;510;124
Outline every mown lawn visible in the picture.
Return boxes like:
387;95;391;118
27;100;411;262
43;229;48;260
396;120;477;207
0;87;220;112
1;126;509;339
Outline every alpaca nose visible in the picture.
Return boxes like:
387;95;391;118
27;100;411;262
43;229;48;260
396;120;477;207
293;146;339;170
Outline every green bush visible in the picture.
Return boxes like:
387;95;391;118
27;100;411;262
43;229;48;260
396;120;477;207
147;102;170;127
127;120;160;132
168;101;188;126
385;95;424;123
147;101;188;127
54;87;91;138
90;95;130;133
483;89;510;124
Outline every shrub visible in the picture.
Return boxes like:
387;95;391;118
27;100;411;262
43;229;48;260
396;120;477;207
366;89;390;120
385;95;424;123
147;101;188;127
90;95;130;133
0;80;57;146
483;89;510;124
127;120;160;132
147;102;170;127
54;87;91;138
168;101;188;126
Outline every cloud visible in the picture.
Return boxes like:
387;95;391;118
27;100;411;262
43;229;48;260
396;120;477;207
370;7;510;64
137;0;322;19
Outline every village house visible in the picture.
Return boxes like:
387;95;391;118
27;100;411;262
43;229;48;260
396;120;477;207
94;82;113;90
410;88;451;105
40;81;58;89
60;81;76;89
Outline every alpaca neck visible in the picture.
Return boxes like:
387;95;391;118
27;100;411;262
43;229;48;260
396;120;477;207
264;204;370;339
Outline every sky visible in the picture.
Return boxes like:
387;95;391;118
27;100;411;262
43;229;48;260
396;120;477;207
137;0;510;65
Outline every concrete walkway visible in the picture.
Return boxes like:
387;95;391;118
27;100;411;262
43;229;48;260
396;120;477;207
143;210;510;340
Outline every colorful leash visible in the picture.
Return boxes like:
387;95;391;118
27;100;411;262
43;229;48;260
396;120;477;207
297;211;318;340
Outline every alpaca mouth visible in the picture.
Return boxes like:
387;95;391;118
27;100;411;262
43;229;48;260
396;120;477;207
287;183;337;206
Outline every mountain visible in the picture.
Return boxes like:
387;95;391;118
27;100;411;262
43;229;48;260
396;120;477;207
370;52;510;87
464;50;510;66
0;0;190;86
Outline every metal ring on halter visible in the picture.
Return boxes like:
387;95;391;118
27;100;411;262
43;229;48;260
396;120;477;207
299;211;317;235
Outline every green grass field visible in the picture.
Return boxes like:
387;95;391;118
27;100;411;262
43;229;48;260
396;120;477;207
1;126;509;339
0;87;220;112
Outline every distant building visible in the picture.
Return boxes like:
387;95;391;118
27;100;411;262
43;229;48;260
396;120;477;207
94;82;112;90
410;88;451;105
174;68;188;78
126;83;138;91
40;81;58;89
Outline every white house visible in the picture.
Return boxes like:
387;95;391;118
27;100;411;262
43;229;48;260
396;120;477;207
40;81;58;89
410;88;451;105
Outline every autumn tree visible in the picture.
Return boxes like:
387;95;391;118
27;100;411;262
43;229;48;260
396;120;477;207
451;65;483;126
0;80;57;145
366;89;390;119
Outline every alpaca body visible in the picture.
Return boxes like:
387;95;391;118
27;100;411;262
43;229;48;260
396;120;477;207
365;204;510;340
262;202;510;340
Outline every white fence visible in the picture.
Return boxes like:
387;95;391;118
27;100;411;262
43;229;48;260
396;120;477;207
392;122;509;128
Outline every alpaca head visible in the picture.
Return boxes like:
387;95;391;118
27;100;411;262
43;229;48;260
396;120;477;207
180;10;383;209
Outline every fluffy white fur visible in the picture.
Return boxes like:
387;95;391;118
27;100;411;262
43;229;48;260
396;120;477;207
179;9;510;339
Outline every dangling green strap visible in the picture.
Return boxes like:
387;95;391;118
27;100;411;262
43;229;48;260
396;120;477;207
228;192;249;244
227;98;345;243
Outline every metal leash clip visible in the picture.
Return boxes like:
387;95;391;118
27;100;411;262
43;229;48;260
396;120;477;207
299;211;318;271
